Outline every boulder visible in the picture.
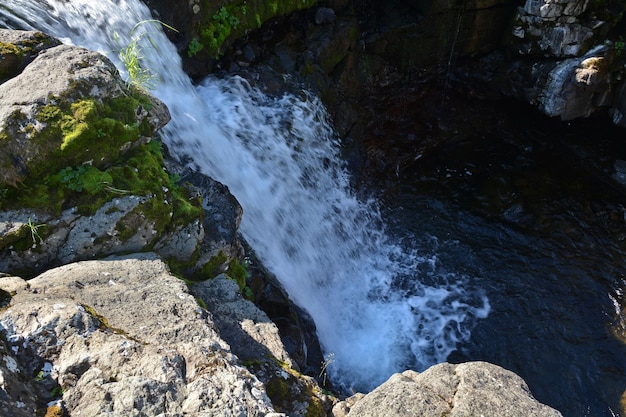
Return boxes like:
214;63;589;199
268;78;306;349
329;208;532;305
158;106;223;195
333;362;563;417
0;253;277;416
0;29;243;279
0;34;169;188
534;43;618;120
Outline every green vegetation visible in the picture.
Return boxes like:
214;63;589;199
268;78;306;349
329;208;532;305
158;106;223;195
200;251;229;278
616;36;625;56
0;90;156;214
81;303;142;343
114;20;178;89
261;358;329;416
195;297;208;309
26;217;46;245
188;0;317;58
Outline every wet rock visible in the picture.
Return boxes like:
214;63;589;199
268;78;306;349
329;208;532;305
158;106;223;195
315;7;336;25
335;362;563;417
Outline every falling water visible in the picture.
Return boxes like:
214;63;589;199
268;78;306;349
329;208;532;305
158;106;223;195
1;0;489;391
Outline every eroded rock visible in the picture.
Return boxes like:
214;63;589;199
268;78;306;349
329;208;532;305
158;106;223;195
0;253;276;416
334;362;563;417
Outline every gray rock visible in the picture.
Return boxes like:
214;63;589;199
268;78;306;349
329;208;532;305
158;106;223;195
192;275;295;369
514;0;596;57
536;44;615;120
336;362;563;417
0;29;60;83
0;31;169;188
0;253;275;416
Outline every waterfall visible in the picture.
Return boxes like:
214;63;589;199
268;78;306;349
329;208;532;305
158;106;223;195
2;0;489;391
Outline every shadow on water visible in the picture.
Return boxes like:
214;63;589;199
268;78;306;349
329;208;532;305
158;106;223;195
381;102;626;417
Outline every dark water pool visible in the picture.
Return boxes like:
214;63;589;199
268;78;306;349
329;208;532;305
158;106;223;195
380;107;626;416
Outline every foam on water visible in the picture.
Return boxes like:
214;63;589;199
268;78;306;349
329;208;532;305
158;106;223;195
2;0;489;391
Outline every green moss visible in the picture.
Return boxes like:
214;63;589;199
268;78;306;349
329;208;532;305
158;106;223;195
227;258;247;290
190;0;317;58
265;377;292;408
264;362;329;416
28;95;148;180
114;194;171;244
200;250;228;278
81;303;142;343
195;297;207;309
0;41;23;80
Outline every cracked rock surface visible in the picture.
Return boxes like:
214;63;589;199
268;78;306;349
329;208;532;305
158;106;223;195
334;362;563;417
0;253;276;416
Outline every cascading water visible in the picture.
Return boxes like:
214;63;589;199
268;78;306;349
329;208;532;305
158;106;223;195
1;0;489;391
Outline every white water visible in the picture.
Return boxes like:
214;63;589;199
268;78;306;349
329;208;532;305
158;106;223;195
2;0;489;391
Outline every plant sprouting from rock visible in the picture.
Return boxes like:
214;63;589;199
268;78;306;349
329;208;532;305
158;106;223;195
319;353;335;387
114;20;178;89
26;217;45;245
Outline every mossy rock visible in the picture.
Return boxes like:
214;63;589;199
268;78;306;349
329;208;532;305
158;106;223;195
0;42;169;191
0;29;60;83
188;0;318;60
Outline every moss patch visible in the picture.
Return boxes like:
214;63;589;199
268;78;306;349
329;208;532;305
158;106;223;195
200;250;229;278
263;361;330;416
189;0;318;58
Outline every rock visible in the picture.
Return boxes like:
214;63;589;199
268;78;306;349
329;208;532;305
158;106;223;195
192;275;336;416
535;43;617;120
315;8;336;25
0;29;243;279
511;0;598;57
0;253;276;416
335;362;563;417
0;36;170;187
0;29;60;83
191;274;295;369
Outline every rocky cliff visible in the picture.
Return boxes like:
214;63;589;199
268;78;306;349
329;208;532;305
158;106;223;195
141;0;625;185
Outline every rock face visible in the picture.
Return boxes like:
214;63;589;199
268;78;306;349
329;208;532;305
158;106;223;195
498;0;626;122
0;29;169;188
0;253;276;416
513;42;622;121
333;362;563;417
511;0;598;57
0;29;243;279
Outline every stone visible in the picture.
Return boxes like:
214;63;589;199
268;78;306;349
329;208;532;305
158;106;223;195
0;29;170;188
337;362;563;417
0;29;60;82
315;7;336;25
0;253;276;416
192;275;295;368
0;29;243;280
536;43;615;120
